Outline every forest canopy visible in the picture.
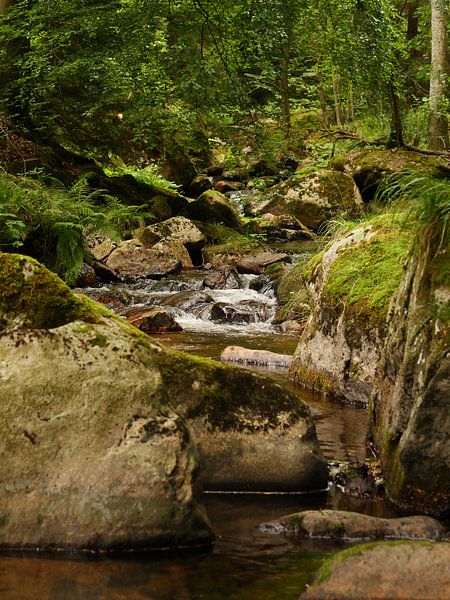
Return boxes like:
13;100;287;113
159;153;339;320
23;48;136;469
0;0;448;171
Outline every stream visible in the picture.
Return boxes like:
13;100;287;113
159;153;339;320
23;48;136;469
0;247;398;600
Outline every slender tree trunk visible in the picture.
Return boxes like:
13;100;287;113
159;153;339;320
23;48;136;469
388;82;404;147
332;69;343;127
428;0;449;150
406;0;419;43
317;68;329;127
280;44;291;148
347;83;355;122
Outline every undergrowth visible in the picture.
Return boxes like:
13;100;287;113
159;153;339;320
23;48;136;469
0;172;148;284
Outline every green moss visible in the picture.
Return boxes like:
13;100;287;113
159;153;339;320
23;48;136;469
303;250;324;281
157;348;310;430
289;363;336;395
0;253;112;329
197;222;263;259
322;224;409;330
277;258;310;305
315;541;433;585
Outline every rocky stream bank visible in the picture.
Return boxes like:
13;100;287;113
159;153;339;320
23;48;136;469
0;146;449;599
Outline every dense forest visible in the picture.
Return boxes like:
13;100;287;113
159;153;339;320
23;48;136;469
0;1;449;599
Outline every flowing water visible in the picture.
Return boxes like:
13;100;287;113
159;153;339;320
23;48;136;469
1;251;396;600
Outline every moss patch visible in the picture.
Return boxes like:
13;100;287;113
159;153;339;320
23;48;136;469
322;221;409;330
0;253;114;330
289;363;336;395
157;348;311;430
315;541;433;585
197;222;263;259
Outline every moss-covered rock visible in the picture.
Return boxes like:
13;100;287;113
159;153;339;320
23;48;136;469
0;253;110;330
156;349;328;492
0;252;329;551
288;216;410;404
245;170;364;230
370;222;450;516
331;149;450;202
300;541;450;600
0;255;213;552
183;190;242;229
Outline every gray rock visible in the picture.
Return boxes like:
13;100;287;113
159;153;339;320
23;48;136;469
0;254;212;552
221;346;293;369
236;251;290;275
105;239;182;279
157;349;329;492
272;510;445;541
370;223;450;516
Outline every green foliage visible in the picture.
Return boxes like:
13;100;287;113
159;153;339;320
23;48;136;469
0;172;147;284
377;170;450;234
103;164;180;191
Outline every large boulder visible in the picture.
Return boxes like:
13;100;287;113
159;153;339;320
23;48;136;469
331;149;450;202
268;510;445;541
0;253;329;551
105;239;182;279
288;217;409;405
0;253;212;552
183;190;242;229
246;170;364;230
370;223;450;516
300;542;450;600
157;349;328;492
135;216;206;268
136;216;206;253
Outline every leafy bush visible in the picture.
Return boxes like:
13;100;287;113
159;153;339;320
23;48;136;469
0;172;147;284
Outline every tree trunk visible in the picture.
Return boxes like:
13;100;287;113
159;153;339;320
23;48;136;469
388;82;404;147
280;44;291;148
332;69;343;127
317;68;329;127
428;0;449;150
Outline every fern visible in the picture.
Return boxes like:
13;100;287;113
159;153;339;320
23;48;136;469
0;172;149;283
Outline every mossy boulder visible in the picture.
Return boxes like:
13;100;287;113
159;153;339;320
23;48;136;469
370;223;450;516
0;253;329;551
135;216;206;268
331;149;450;202
0;254;212;553
245;170;364;230
156;349;328;492
288;216;410;404
300;542;450;600
183;190;242;229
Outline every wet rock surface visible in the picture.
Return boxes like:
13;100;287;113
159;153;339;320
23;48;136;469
126;307;183;334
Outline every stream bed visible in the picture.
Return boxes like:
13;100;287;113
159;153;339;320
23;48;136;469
0;257;397;600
